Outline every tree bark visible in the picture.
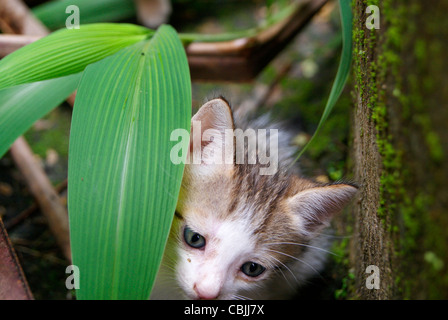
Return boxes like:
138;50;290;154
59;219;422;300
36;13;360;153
351;0;448;299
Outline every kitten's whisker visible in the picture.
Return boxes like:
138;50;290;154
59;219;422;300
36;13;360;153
159;256;177;269
319;233;352;239
160;263;177;273
267;241;341;257
233;294;252;300
266;248;324;280
266;253;299;287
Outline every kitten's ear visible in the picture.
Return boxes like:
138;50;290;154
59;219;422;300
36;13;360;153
288;184;358;236
190;98;234;165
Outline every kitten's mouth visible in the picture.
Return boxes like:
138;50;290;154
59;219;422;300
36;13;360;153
187;292;220;300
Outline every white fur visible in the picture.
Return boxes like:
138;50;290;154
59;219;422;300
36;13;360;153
151;215;267;300
150;215;334;300
150;202;337;300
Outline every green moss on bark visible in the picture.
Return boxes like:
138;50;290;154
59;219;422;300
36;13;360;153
351;0;448;299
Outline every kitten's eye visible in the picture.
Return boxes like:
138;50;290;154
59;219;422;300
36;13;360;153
241;262;266;277
183;226;206;249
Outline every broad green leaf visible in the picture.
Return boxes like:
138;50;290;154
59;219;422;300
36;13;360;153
0;73;81;158
68;25;191;300
33;0;136;31
0;23;152;90
290;0;353;165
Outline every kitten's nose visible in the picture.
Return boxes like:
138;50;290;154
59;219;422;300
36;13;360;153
193;282;220;300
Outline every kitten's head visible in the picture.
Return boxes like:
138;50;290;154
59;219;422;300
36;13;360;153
172;98;357;300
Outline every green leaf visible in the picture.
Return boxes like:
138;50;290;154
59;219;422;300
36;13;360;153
290;0;353;165
68;25;191;300
0;23;152;90
33;0;136;31
0;73;81;158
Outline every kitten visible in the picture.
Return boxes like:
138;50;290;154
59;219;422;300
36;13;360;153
150;97;357;300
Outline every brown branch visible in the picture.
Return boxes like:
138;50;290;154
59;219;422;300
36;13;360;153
0;0;48;36
0;34;40;57
134;0;171;29
9;138;71;260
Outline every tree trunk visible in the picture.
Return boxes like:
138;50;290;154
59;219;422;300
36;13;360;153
350;0;448;299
